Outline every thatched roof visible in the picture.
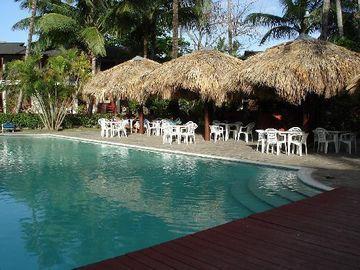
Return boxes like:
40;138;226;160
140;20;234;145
82;56;161;102
347;75;360;94
227;38;360;104
142;50;244;105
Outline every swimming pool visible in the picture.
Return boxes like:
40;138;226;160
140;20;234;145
0;136;322;269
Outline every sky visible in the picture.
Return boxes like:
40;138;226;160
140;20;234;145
0;0;290;52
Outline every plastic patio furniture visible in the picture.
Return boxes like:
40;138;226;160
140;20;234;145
265;128;286;155
210;125;224;142
315;128;338;154
112;121;128;138
288;133;308;156
98;119;112;138
229;122;242;140
339;133;357;154
237;122;255;143
147;121;161;136
179;121;198;144
1;122;16;133
162;125;178;144
256;130;266;153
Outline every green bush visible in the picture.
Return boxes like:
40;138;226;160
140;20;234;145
62;113;114;129
0;113;43;129
0;113;114;129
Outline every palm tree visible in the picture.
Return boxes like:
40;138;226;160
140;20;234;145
320;0;331;40
38;0;107;74
172;0;179;58
246;0;322;44
14;0;38;112
335;0;344;36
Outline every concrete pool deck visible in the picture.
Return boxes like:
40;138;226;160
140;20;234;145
24;128;360;189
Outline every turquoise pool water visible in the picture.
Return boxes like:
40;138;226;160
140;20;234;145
0;136;322;269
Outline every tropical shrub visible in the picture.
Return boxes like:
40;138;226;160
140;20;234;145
5;49;91;130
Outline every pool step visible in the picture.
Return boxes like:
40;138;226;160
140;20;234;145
274;183;307;202
282;179;322;198
247;179;292;208
230;180;272;214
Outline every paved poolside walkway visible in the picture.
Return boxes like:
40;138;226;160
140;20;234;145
77;187;360;270
45;129;360;188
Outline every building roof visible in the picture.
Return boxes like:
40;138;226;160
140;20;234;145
0;42;26;55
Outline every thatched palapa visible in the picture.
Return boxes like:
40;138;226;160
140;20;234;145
83;56;161;102
347;75;360;94
227;38;360;104
142;50;244;105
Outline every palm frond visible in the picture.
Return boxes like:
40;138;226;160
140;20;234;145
81;26;106;56
39;13;79;33
246;13;291;28
260;25;298;44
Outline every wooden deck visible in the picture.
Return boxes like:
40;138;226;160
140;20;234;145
78;188;360;270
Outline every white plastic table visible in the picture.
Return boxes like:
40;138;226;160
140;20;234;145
218;122;242;141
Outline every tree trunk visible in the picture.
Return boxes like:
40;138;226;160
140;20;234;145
320;0;331;40
172;0;179;59
138;105;145;134
143;35;148;59
335;0;344;37
15;0;37;113
227;0;233;54
204;102;211;141
91;54;97;75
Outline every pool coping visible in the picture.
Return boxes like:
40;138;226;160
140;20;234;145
1;133;333;191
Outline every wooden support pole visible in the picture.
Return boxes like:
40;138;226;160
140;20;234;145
204;102;210;141
139;105;145;134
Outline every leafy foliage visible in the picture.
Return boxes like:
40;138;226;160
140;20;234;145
246;0;322;44
5;49;91;130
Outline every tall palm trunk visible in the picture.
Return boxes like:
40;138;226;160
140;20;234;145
335;0;344;36
227;0;233;54
16;0;37;113
172;0;179;59
91;53;97;75
143;34;149;59
320;0;331;40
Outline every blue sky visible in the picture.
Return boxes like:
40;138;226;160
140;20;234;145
0;0;289;52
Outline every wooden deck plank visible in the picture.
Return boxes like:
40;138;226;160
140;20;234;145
172;235;281;270
78;188;360;270
202;226;337;270
229;219;360;263
219;221;358;268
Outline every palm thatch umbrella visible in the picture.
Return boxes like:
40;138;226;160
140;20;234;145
227;38;360;105
142;50;244;140
347;75;360;95
83;56;160;102
83;56;161;133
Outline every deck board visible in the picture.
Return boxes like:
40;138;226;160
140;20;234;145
77;187;360;270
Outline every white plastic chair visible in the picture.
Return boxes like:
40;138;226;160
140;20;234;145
210;125;224;142
288;133;308;156
288;127;302;132
312;127;322;150
265;128;286;155
237;122;255;143
162;125;178;144
112;120;127;138
147;121;161;136
229;122;242;140
256;130;266;152
179;121;198;144
339;133;357;154
316;128;338;154
98;118;111;138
